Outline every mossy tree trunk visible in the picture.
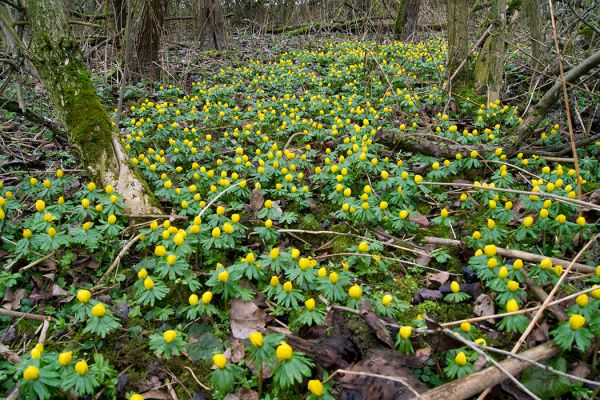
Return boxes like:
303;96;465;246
130;0;168;80
523;0;543;70
27;0;160;214
485;0;507;103
446;0;470;85
393;0;420;40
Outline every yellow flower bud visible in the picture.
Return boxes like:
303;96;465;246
213;353;227;368
163;330;177;344
75;360;88;376
249;332;264;347
23;365;40;381
77;289;92;303
307;380;324;396
276;342;293;361
569;314;585;330
58;351;73;366
91;303;106;318
455;352;467;366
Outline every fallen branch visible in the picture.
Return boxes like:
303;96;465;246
424;236;595;273
94;234;142;288
414;341;559;400
420;181;599;211
0;308;51;321
435;323;542;400
514;48;600;140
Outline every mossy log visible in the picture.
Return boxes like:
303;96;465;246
26;0;159;214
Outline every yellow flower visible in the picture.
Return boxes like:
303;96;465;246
484;244;496;257
269;247;279;259
265;219;273;228
173;233;184;246
357;241;369;252
414;175;423;183
87;182;96;191
202;291;213;304
460;322;471;333
592;285;600;299
264;200;272;208
540;258;552;269
575;294;588;307
507;280;519;292
163;330;177;343
166;254;176;266
91;303;106;318
213;353;227;368
218;270;229;282
144;278;155;290
498;266;508;279
348;284;362;299
307;380;324;396
569;314;585;330
450;281;460;293
474;338;487;346
107;215;117;225
58;351;73;366
455;351;467;366
23;365;40;381
35;199;46;212
399;326;412;340
506;299;519;313
487;219;495;229
329;272;339;284
283;281;293;292
270;276;280;286
299;257;311;270
77;289;92;303
440;208;449;218
276;342;293;361
523;216;533;227
75;360;89;376
513;259;523;269
245;252;256;263
31;347;42;359
305;298;316;310
220;220;235;235
576;216;586;226
381;294;393;306
189;294;199;306
155;245;167;257
472;231;481;240
212;227;221;238
130;394;144;400
249;332;264;347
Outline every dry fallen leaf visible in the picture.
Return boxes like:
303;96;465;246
230;300;267;339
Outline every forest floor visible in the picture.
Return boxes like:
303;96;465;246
0;35;599;400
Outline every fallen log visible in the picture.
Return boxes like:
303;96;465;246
414;342;560;400
424;236;596;274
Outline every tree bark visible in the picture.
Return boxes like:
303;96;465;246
523;0;544;70
130;0;168;80
416;342;560;400
393;0;420;40
446;0;470;85
26;0;160;214
198;0;225;50
485;0;507;103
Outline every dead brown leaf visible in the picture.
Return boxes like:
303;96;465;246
230;300;267;339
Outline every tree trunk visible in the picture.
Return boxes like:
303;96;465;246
485;0;507;103
393;0;420;40
523;0;544;70
198;0;225;50
130;0;168;80
26;0;160;214
446;0;470;85
111;0;125;47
